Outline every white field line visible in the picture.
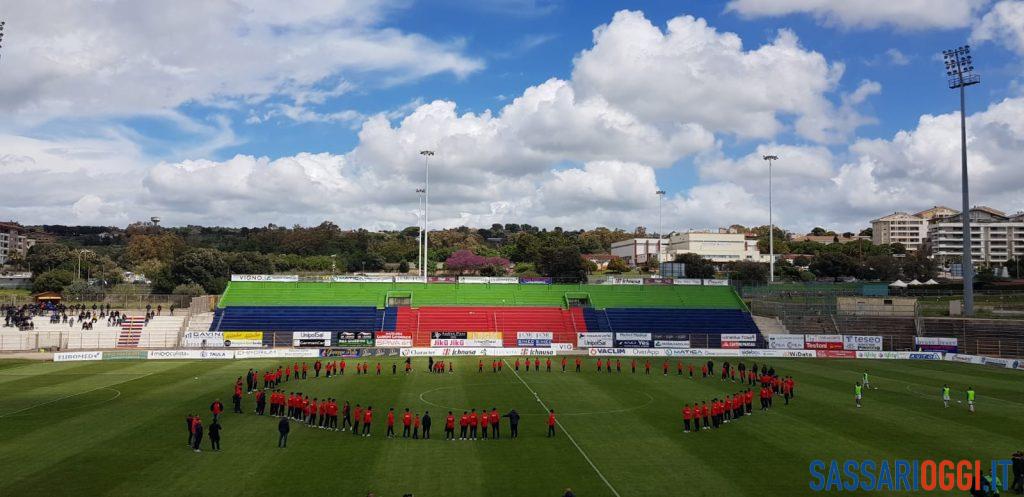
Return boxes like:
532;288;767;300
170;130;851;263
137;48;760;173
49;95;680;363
503;359;622;497
0;372;153;418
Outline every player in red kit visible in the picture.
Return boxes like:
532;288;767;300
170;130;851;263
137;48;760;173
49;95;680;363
469;409;479;440
490;408;500;439
402;408;412;438
352;404;362;435
362;406;373;436
682;404;693;433
547;409;556;437
386;408;396;438
445;411;456;440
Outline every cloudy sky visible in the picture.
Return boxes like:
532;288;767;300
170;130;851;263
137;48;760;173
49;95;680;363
1;0;1023;233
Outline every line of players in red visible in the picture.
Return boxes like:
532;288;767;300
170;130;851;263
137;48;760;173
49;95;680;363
188;356;795;450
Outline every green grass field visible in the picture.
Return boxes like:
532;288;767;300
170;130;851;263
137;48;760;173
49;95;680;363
0;357;1021;497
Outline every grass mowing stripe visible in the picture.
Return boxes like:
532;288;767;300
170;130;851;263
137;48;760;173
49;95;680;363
0;371;153;418
503;358;622;497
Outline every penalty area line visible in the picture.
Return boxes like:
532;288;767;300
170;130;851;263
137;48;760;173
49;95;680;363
503;359;622;497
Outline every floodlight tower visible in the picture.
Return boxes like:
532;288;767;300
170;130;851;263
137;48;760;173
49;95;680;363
420;150;434;280
656;190;666;264
942;45;980;316
762;155;778;283
416;188;426;276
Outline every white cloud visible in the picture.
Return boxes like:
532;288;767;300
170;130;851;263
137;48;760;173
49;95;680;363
886;49;911;66
972;0;1024;54
0;0;483;125
18;8;1016;234
726;0;990;30
571;11;853;142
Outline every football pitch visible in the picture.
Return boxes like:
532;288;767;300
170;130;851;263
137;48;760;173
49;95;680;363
0;357;1021;497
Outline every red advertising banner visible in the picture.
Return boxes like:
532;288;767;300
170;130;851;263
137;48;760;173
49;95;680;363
804;335;843;350
816;350;856;358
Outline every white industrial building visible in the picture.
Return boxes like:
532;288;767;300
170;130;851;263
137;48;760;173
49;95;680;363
610;238;666;266
612;230;768;265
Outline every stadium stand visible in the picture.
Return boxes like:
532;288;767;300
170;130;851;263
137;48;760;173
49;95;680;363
921;318;1024;357
218;282;747;310
213;281;757;347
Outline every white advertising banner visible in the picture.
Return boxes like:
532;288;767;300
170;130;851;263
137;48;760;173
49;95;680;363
517;332;553;340
915;337;958;346
588;348;812;358
578;332;613;347
721;333;757;342
767;334;805;349
54;351;103;362
804;334;844;350
843;335;883;351
855;351;902;360
703;279;730;286
400;347;485;357
551;343;574;351
293;331;332;340
231;274;299;282
375;331;412;347
148;349;206;360
332;275;393;283
484;348;557;356
488;277;519;284
673;278;703;285
651;338;692;346
181;331;225;348
394;275;423;283
146;349;234;360
945;353;985;365
615;332;652;341
375;338;412;347
232;348;320;359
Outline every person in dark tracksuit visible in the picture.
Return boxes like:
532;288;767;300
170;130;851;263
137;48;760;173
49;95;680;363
192;419;204;453
209;420;222;451
278;417;290;448
1011;450;1023;494
503;409;521;439
422;411;431;440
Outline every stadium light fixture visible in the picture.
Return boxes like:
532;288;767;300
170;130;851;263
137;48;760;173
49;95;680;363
77;249;93;281
942;45;980;316
420;150;434;281
762;155;778;283
656;190;666;265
